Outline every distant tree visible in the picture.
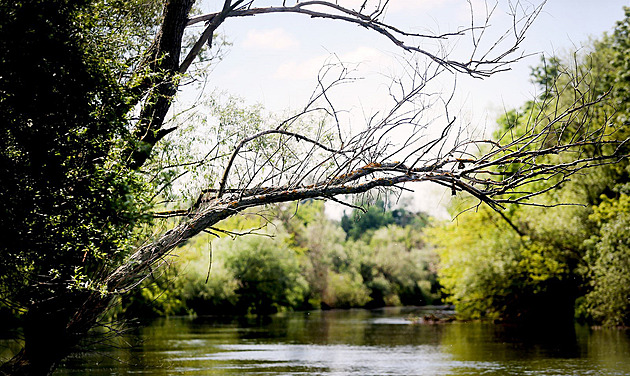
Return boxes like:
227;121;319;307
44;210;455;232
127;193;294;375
341;200;394;240
340;199;429;240
222;232;308;315
1;1;627;374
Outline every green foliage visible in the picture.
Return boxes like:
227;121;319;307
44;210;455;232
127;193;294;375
121;272;187;319
530;56;562;99
340;199;429;240
222;231;309;315
176;238;240;315
341;200;394;240
354;225;440;307
324;272;372;308
583;193;630;326
118;201;440;317
430;206;577;323
430;8;630;326
0;0;157;320
430;208;518;320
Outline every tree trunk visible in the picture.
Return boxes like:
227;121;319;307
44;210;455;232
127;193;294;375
128;0;195;169
0;291;111;376
1;348;61;376
0;318;71;376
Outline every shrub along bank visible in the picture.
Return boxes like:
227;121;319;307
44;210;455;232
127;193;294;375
114;200;441;318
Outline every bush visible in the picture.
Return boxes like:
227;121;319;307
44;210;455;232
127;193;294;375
222;231;308;315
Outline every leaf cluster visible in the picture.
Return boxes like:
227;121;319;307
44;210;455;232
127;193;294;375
0;0;159;320
429;8;630;326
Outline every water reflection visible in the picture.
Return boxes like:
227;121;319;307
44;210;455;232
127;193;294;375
54;308;630;375
441;321;582;361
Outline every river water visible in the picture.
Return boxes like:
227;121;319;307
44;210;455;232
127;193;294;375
44;307;630;375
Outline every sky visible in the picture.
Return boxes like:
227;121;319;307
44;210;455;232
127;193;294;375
185;0;630;218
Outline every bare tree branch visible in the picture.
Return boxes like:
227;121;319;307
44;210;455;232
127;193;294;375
90;0;629;327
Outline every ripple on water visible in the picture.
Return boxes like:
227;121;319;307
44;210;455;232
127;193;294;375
172;343;470;375
54;311;630;376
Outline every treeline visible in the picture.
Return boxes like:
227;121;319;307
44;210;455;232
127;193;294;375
114;200;440;319
429;8;630;327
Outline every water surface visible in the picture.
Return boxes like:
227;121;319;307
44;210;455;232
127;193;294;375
53;307;630;375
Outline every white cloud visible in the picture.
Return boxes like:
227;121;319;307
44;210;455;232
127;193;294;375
386;0;454;12
242;28;299;50
274;54;329;80
274;47;390;80
338;46;390;68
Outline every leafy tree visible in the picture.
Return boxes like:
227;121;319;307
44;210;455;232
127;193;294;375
152;201;438;314
0;1;158;373
431;8;630;326
429;205;575;323
222;231;308;315
583;193;630;326
341;200;395;240
275;201;375;309
119;270;187;319
366;225;440;306
175;235;241;316
341;199;429;240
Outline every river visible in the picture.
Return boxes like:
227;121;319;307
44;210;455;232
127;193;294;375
11;307;630;375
